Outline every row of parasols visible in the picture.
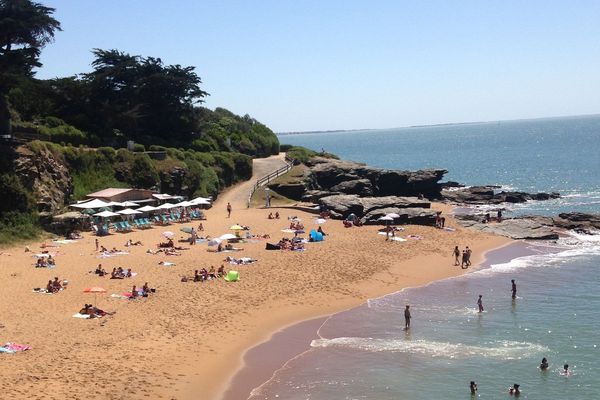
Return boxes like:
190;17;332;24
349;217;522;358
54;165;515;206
164;224;245;246
70;196;212;218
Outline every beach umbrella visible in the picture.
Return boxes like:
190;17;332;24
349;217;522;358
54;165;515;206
71;199;111;209
158;203;176;209
190;196;211;205
180;227;193;234
162;231;174;239
378;216;394;221
83;286;106;304
117;208;142;215
386;213;400;219
119;201;139;207
316;218;327;224
219;233;237;240
174;201;193;207
229;224;244;230
137;205;158;212
106;201;123;207
207;238;222;246
94;210;120;218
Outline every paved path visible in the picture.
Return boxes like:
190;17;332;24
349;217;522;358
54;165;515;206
213;153;287;210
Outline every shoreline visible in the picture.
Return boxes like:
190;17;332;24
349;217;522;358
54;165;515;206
214;232;514;400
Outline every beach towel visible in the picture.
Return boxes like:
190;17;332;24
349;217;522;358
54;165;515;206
32;288;52;294
158;261;176;266
443;227;456;232
72;313;91;319
391;237;407;242
110;294;130;299
224;271;239;282
3;343;31;352
98;251;130;258
53;239;76;244
407;235;422;240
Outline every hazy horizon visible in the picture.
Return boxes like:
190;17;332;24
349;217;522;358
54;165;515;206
35;1;600;132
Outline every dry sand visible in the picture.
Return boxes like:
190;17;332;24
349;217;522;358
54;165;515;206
0;154;510;399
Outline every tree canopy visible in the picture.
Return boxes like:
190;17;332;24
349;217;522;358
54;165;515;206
0;0;61;135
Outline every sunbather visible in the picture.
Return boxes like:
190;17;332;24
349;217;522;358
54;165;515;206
218;265;226;277
208;266;217;279
51;277;62;292
94;264;107;276
131;285;138;299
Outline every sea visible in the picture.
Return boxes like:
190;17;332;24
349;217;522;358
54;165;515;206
248;115;600;399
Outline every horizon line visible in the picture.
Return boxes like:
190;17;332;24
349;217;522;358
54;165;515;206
276;112;600;136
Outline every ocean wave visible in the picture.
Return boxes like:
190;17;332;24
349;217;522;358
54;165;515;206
310;337;548;360
479;236;600;275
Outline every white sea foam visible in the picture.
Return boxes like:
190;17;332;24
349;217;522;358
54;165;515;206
311;337;549;360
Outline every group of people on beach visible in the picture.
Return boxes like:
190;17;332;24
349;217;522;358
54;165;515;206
267;212;280;219
35;255;55;268
44;277;66;293
452;245;472;268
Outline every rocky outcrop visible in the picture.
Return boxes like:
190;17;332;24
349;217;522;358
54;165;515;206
267;182;306;200
456;217;559;240
14;146;72;215
442;186;560;204
361;207;437;226
319;194;431;220
553;212;600;233
307;157;447;199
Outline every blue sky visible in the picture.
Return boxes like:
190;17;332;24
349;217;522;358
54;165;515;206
36;1;600;132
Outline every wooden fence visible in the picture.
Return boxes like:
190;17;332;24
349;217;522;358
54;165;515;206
247;156;294;208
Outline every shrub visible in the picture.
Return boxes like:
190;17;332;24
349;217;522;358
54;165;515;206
132;143;146;152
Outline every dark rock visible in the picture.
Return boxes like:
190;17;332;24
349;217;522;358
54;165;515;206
457;218;559;240
267;182;306;200
307;157;447;199
361;207;437;226
329;179;373;197
553;212;600;231
443;187;561;205
319;194;431;221
302;190;342;202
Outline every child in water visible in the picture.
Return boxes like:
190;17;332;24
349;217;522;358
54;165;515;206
508;384;520;396
469;381;477;395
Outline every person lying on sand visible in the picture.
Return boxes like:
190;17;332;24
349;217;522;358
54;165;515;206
164;248;181;256
125;239;143;247
67;231;82;240
100;246;108;252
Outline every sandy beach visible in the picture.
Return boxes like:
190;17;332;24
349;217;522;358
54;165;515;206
0;155;510;400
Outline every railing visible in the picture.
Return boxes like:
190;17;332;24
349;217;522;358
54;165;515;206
247;156;294;208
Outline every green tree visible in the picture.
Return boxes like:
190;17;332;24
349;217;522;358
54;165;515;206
128;154;159;188
0;0;61;136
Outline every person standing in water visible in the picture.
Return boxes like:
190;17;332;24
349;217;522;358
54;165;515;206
470;381;477;395
477;295;484;313
508;384;520;396
511;279;517;299
404;305;411;330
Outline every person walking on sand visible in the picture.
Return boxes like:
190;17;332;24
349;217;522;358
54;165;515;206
95;238;99;252
465;246;472;266
404;305;411;330
511;279;517;299
453;246;460;266
461;250;468;269
227;202;232;218
477;295;484;313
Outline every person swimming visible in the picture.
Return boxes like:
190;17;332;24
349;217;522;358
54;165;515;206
561;364;571;376
469;381;477;395
508;383;520;396
540;357;549;370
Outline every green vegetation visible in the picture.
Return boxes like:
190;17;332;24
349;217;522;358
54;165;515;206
0;1;279;245
283;145;339;164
